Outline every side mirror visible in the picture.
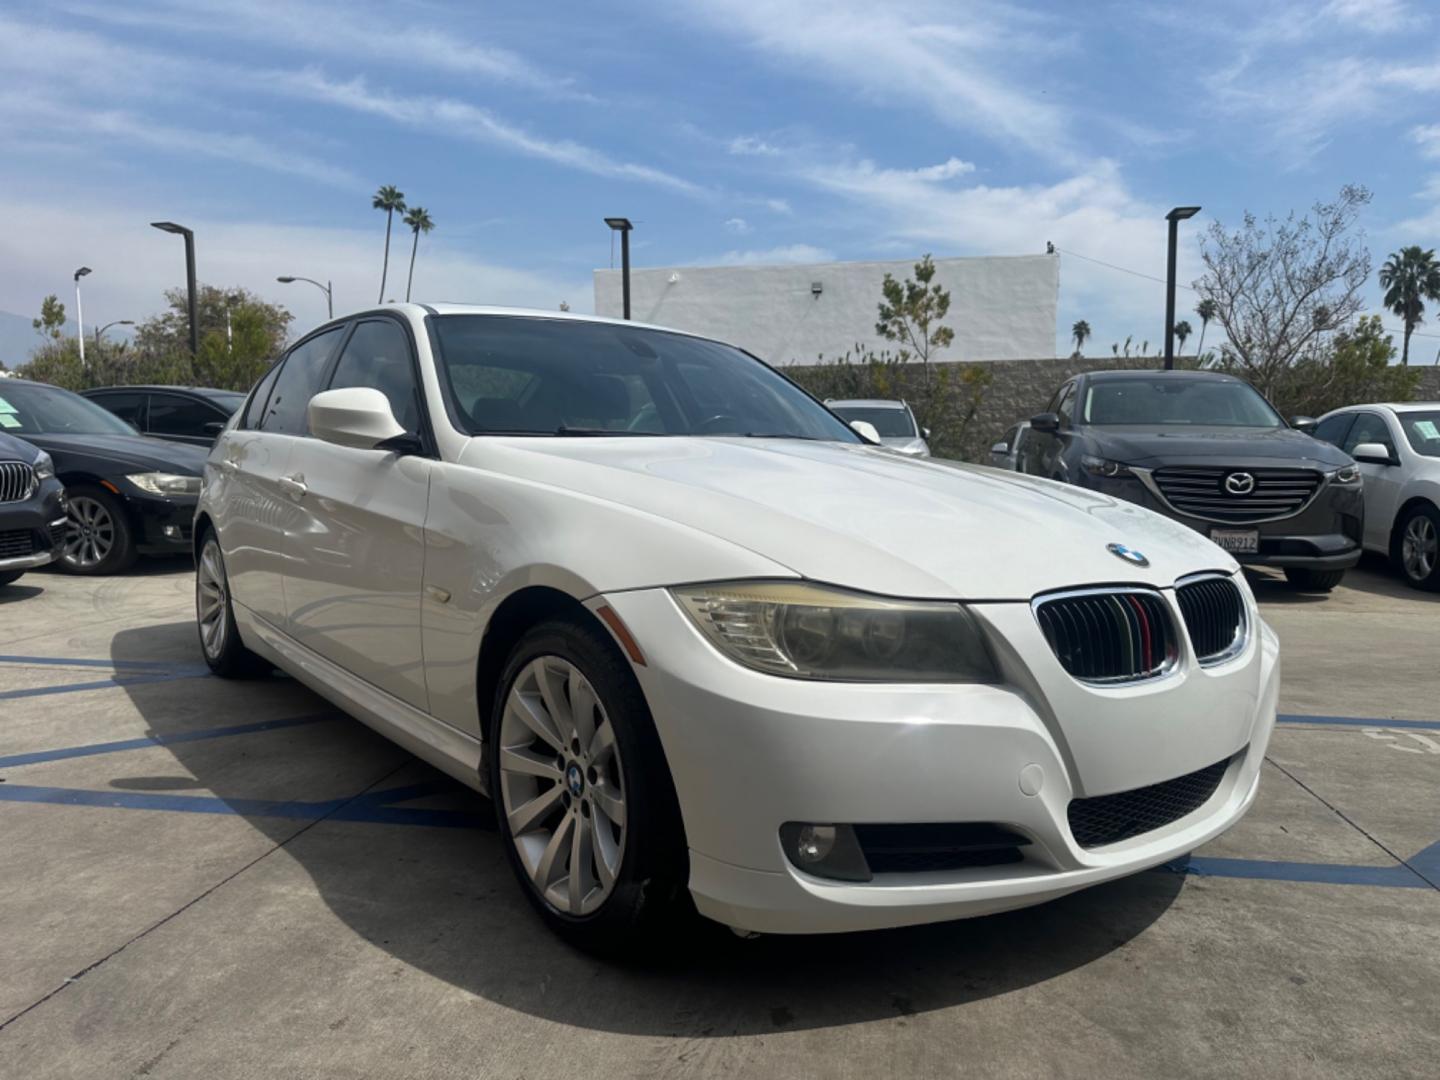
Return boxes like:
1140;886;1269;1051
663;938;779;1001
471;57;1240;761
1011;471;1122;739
202;420;226;436
850;419;882;444
1350;442;1395;466
1290;415;1318;434
308;388;407;450
990;441;1010;455
922;427;932;440
1030;412;1060;433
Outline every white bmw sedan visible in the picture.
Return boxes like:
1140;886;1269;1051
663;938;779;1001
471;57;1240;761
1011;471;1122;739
196;304;1278;950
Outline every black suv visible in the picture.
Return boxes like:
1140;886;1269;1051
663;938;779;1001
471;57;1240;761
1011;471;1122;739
0;429;67;587
83;385;245;446
1023;370;1363;590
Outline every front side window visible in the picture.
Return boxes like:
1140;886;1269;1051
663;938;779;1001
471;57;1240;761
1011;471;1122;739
828;406;917;438
1342;413;1397;456
326;320;421;433
1082;377;1282;427
1313;413;1355;448
148;393;222;436
1055;383;1076;426
1397;411;1440;458
431;316;859;442
259;327;346;435
0;381;138;436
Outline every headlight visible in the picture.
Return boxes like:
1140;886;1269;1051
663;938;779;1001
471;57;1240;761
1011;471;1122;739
1329;464;1362;485
126;472;202;496
1081;455;1134;478
33;451;54;481
672;581;999;682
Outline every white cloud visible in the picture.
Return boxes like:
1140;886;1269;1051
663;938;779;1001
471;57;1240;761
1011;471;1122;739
1413;124;1440;160
728;135;783;156
697;244;836;267
724;217;752;234
1322;0;1413;33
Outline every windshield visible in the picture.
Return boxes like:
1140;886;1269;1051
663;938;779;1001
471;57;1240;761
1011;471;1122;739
829;405;916;438
1399;411;1440;457
431;315;860;442
0;381;139;436
1082;377;1283;427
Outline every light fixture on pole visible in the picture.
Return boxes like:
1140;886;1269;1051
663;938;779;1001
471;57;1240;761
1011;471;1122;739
73;267;91;364
151;222;198;355
95;319;134;348
604;217;633;320
1164;206;1201;370
276;275;334;319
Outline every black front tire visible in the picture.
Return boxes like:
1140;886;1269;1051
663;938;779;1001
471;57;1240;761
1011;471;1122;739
58;484;137;575
1284;567;1345;592
488;616;689;955
1391;503;1440;591
195;530;270;678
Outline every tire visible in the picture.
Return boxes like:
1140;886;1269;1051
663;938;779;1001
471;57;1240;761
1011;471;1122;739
195;530;269;677
58;485;137;575
489;616;688;955
1391;503;1440;591
0;570;24;587
1284;567;1345;592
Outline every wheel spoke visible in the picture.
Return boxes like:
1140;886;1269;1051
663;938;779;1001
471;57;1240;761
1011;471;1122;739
591;783;626;828
506;784;563;836
593;817;619;892
569;814;593;912
567;667;598;751
533;812;574;893
508;693;565;753
499;744;563;782
588;717;616;764
536;661;573;745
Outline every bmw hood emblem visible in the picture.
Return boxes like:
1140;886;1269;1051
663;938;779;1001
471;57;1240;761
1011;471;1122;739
1107;542;1150;568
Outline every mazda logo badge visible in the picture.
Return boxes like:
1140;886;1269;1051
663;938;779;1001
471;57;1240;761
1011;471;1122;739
1224;472;1256;495
1107;542;1150;568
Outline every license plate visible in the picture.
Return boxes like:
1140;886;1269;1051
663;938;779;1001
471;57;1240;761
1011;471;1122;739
1210;527;1259;554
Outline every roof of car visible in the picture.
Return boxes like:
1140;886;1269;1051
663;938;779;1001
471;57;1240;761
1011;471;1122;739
83;385;238;395
1325;402;1440;414
824;399;908;409
1081;369;1242;382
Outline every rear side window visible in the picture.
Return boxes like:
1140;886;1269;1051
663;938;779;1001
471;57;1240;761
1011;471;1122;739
243;365;282;430
326;320;422;434
148;393;221;436
259;327;346;435
1313;413;1354;449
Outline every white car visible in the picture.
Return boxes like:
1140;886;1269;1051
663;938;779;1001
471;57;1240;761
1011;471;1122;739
825;398;931;456
1314;402;1440;589
989;420;1032;471
195;305;1278;950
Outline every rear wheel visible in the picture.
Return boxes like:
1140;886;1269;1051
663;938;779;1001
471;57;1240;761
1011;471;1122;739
489;617;688;954
1392;503;1440;591
1284;568;1345;592
196;531;268;677
59;486;136;575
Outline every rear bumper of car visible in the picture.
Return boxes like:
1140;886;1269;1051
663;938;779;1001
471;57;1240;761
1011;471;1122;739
598;583;1279;935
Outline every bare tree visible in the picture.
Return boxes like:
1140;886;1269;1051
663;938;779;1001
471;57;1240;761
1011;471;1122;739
1195;185;1372;399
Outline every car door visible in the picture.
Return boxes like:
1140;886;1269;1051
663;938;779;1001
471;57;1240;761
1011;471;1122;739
1028;381;1074;479
220;327;347;628
86;390;147;435
147;392;227;446
282;316;433;711
1341;411;1404;550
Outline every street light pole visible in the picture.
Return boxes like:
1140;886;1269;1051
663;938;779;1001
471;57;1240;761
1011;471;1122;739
1164;206;1201;370
94;319;134;349
73;267;91;364
151;222;198;355
276;276;334;319
604;217;634;320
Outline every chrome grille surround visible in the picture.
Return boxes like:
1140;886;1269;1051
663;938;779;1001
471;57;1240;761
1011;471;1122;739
1175;572;1249;667
1032;586;1179;685
1135;465;1325;525
0;460;37;504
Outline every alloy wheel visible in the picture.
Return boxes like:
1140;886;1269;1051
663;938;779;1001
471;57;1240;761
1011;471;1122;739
498;656;627;916
1403;515;1438;582
63;495;116;569
196;539;229;659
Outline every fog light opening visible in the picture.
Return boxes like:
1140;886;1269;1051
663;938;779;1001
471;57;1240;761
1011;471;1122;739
779;822;872;882
162;525;182;540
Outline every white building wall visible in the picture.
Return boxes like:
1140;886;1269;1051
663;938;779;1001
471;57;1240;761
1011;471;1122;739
594;254;1057;365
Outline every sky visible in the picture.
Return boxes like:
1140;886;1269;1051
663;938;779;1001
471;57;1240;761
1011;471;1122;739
2;0;1439;361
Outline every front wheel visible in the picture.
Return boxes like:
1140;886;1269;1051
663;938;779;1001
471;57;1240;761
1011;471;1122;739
196;531;269;677
489;617;688;954
1284;567;1345;592
59;486;136;575
1392;503;1440;591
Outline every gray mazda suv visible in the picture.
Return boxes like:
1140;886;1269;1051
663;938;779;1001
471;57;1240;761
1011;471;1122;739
1022;370;1363;591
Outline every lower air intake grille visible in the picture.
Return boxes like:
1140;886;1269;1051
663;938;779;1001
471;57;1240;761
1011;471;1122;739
853;823;1029;874
1035;589;1176;683
0;529;36;559
1068;755;1235;849
1176;575;1247;664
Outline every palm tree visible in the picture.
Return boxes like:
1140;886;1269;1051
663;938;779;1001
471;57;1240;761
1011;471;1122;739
1071;319;1091;357
1174;319;1192;354
372;185;407;303
1194;298;1218;358
402;206;434;302
1379;246;1440;366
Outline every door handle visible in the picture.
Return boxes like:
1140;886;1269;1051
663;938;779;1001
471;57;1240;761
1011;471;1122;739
277;474;307;499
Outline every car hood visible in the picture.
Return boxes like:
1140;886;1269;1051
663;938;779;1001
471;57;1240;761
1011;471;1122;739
1086;425;1350;468
23;432;209;475
466;436;1232;599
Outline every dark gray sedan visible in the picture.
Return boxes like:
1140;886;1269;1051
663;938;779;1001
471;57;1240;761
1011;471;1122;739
1023;370;1363;591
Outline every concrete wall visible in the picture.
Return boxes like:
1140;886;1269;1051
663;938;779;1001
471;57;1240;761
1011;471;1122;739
594;254;1058;365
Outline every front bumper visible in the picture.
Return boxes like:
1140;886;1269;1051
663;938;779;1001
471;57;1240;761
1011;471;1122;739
600;583;1279;935
126;491;198;555
0;478;67;571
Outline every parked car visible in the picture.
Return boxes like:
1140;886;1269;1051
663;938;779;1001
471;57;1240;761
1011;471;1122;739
989;421;1032;471
83;384;246;446
1023;370;1363;592
1313;402;1440;590
825;398;931;456
0;380;206;574
0;428;67;587
197;304;1277;952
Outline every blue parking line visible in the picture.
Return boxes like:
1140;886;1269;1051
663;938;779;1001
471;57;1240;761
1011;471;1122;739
1278;713;1440;731
0;670;209;702
1175;851;1436;889
0;654;188;671
0;714;339;769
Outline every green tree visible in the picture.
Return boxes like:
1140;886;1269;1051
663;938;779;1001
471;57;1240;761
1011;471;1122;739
1378;245;1440;366
1250;316;1420;417
32;295;67;341
133;285;293;390
402;206;434;302
1174;319;1192;353
373;184;407;303
875;254;954;388
1071;319;1091;357
1194;298;1217;358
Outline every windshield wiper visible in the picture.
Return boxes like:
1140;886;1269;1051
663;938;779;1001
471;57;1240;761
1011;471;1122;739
553;426;665;437
734;432;826;440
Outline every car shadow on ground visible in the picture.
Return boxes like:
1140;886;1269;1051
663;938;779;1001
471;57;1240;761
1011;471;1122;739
110;619;1184;1037
0;582;45;604
37;554;195;579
